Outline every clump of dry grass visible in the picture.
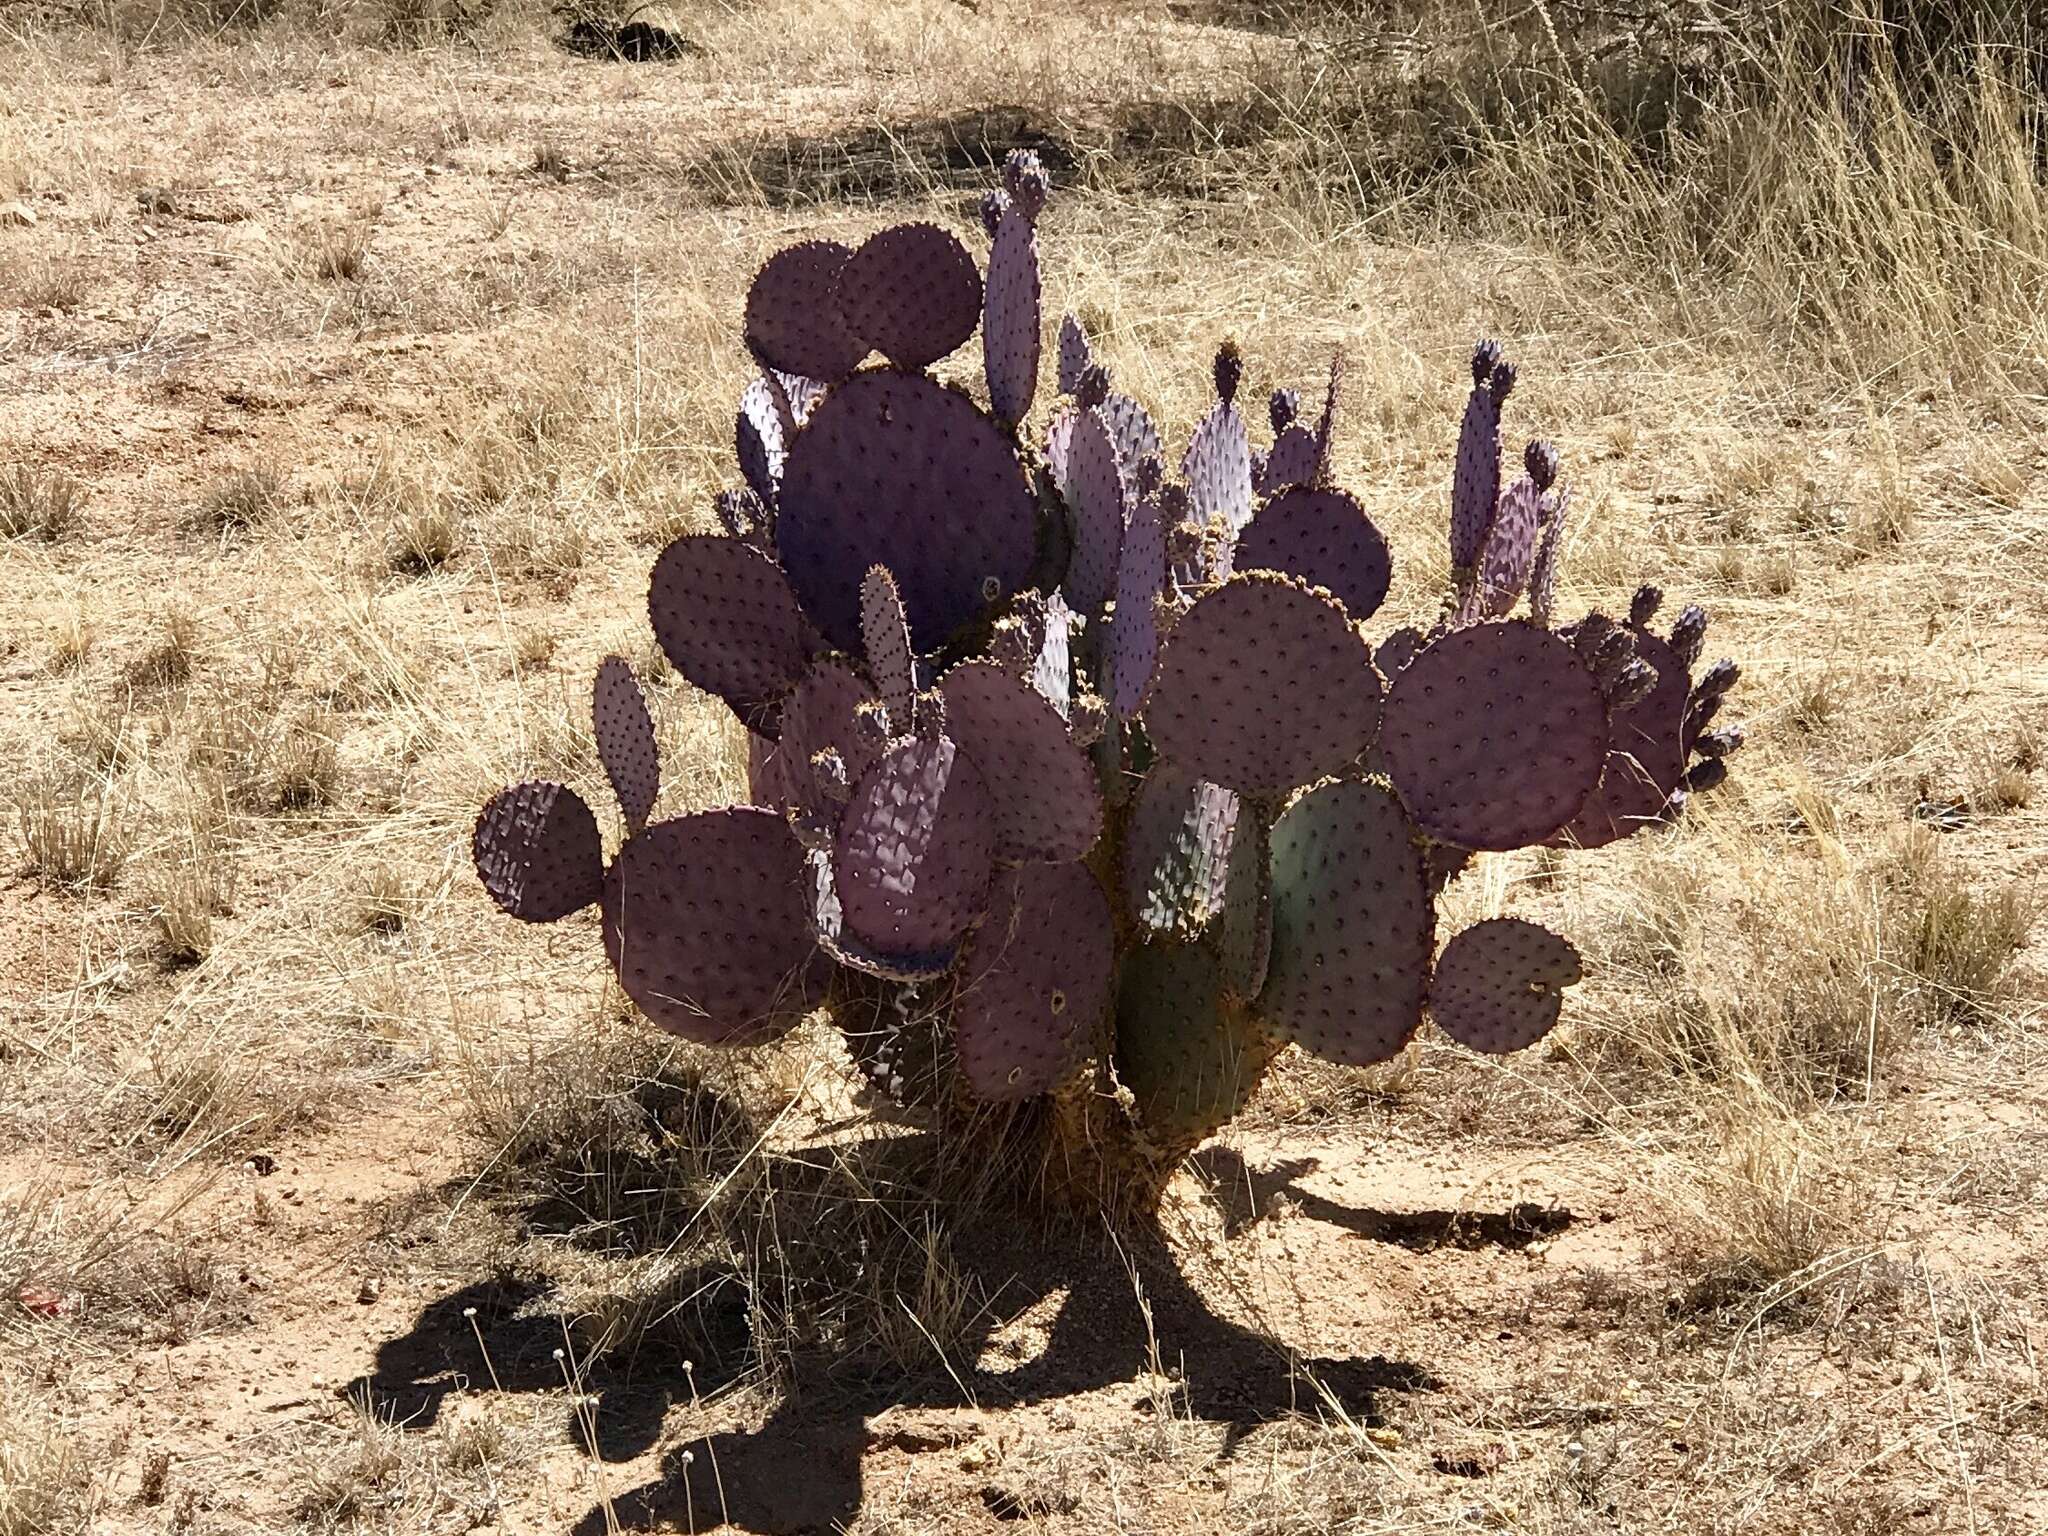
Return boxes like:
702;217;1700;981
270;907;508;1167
187;685;344;813
202;463;289;532
126;603;202;687
14;772;134;890
0;1378;100;1536
0;465;85;541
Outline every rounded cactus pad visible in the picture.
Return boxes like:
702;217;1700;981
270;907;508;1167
1062;406;1126;617
837;222;983;372
778;369;1036;653
1144;572;1384;795
833;734;996;971
1114;942;1272;1146
1122;761;1239;937
1232;486;1393;623
1101;393;1162;480
474;780;604;923
937;661;1102;863
1109;487;1166;720
861;565;917;731
1382;620;1608;851
1430;917;1581;1054
777;661;882;818
648;535;817;735
983;203;1041;428
1261;779;1432;1065
744;240;867;382
602;806;825;1044
1546;625;1689;850
1257;423;1323;495
954;863;1113;1101
592;656;660;831
1182;395;1254;536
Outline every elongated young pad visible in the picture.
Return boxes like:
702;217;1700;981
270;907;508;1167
648;535;816;735
1062;407;1126;617
474;780;603;923
983;201;1041;427
1233;486;1393;623
1257;422;1322;494
1144;572;1384;795
1477;475;1543;618
777;370;1036;653
1261;779;1432;1064
1109;487;1166;719
1431;917;1581;1054
833;735;995;970
937;660;1102;862
861;565;917;731
737;376;787;507
837;222;983;371
593;656;660;831
1183;396;1254;536
1381;620;1607;850
1101;393;1162;480
954;862;1112;1100
744;240;866;382
1451;344;1510;570
602;806;825;1043
1056;313;1093;395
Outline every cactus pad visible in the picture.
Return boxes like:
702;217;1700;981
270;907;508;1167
592;656;660;832
1261;779;1432;1065
777;661;882;817
744;240;866;382
648;535;817;735
1232;486;1393;622
1477;474;1543;618
1546;625;1689;849
1451;345;1509;570
954;863;1113;1100
1430;917;1581;1054
603;806;825;1043
861;565;917;732
777;369;1036;652
982;200;1041;426
1219;809;1272;997
1101;393;1162;480
937;661;1103;863
737;376;787;507
1056;312;1093;395
837;222;983;372
1122;761;1239;937
1063;407;1126;617
1257;423;1322;495
1143;572;1384;795
1109;486;1166;719
1183;393;1254;537
833;734;995;970
1381;620;1608;850
1114;942;1272;1146
473;780;604;923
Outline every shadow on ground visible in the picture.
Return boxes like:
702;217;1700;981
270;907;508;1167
339;1127;1581;1534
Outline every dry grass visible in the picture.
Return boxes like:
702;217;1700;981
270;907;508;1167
0;0;2043;1530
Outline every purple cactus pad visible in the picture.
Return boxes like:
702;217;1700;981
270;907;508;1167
744;240;867;382
592;656;660;832
648;535;817;735
473;779;603;923
1219;810;1272;997
602;806;825;1044
861;565;917;732
1109;488;1166;719
833;734;996;968
936;660;1103;863
1056;313;1093;396
1262;779;1432;1065
1101;393;1162;481
1144;572;1384;795
954;862;1113;1100
1232;486;1393;623
1381;620;1608;850
1430;917;1582;1054
1257;424;1322;495
1182;396;1254;537
982;201;1041;427
777;661;882;817
777;369;1036;653
1043;403;1076;496
1062;406;1127;618
837;222;983;372
1451;358;1505;571
1477;475;1543;618
1545;624;1689;850
736;376;787;507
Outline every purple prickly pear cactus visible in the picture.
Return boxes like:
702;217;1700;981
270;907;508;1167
984;150;1046;428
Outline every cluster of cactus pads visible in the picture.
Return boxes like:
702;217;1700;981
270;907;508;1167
473;151;1745;1174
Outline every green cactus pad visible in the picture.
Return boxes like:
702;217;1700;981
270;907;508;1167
1122;761;1239;937
954;863;1113;1100
648;535;818;737
602;806;826;1044
1143;571;1384;795
592;656;660;832
1430;917;1582;1054
1261;779;1432;1065
473;779;604;923
936;660;1103;863
1113;941;1272;1146
1381;620;1607;851
1218;808;1272;997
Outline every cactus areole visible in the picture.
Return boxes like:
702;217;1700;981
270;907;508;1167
472;153;1747;1209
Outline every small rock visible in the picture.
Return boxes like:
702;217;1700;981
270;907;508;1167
0;202;35;228
357;1277;382;1304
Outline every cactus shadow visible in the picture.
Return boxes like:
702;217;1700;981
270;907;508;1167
1193;1145;1576;1250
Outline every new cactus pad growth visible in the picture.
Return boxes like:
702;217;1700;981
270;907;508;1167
472;153;1747;1206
